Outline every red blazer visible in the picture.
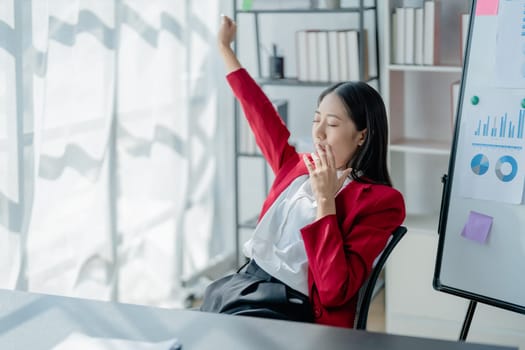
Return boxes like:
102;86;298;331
227;69;405;328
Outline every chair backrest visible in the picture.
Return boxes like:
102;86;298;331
355;226;407;330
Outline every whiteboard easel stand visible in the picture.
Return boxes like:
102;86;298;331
459;300;478;341
439;174;477;341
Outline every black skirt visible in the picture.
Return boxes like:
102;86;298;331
200;259;313;323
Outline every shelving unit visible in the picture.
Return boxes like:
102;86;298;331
381;0;467;332
234;4;380;86
382;0;470;325
382;0;469;229
232;0;381;266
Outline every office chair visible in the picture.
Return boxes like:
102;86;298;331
355;226;408;330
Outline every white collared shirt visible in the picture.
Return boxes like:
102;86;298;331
243;171;351;296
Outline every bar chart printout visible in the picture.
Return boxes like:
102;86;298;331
457;92;525;204
473;110;525;139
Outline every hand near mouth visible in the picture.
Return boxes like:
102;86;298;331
303;143;351;219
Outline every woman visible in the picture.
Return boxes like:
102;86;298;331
200;15;405;329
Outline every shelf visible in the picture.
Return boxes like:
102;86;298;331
389;138;451;155
237;151;263;158
258;78;334;87
388;65;463;73
236;7;376;14
403;213;440;235
238;216;258;229
257;76;379;87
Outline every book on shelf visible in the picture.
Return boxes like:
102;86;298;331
295;28;367;82
317;31;330;82
414;7;424;65
393;2;441;66
342;29;367;81
393;7;405;64
238;100;288;154
347;30;360;81
337;30;349;80
460;13;470;64
423;0;440;65
357;30;369;81
307;30;319;81
328;30;340;82
238;116;254;154
272;99;288;126
404;7;415;65
296;30;309;81
450;80;460;132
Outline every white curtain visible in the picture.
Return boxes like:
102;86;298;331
0;0;233;307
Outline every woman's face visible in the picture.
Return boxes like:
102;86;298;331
312;92;367;169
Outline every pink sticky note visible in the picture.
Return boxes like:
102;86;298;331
476;0;499;16
461;211;493;244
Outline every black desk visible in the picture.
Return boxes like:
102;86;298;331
0;289;516;350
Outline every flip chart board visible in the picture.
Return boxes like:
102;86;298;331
434;0;525;314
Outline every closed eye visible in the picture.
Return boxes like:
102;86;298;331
313;111;320;123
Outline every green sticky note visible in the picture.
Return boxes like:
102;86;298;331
242;0;253;10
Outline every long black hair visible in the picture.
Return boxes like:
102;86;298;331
318;81;392;187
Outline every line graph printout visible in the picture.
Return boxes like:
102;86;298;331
457;90;525;203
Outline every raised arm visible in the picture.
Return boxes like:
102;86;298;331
216;15;298;174
218;15;242;73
